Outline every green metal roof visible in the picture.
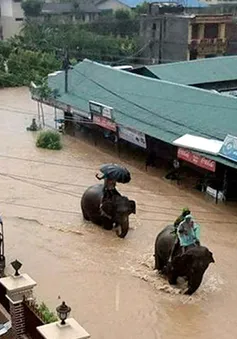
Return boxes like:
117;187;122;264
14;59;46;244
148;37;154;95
48;59;237;169
145;56;237;85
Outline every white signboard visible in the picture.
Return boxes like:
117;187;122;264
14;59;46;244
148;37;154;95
89;100;113;120
118;126;147;149
102;106;113;119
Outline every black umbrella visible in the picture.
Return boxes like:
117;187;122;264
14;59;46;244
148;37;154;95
99;163;131;183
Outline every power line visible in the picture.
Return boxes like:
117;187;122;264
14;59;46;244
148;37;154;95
0;172;81;199
0;200;81;216
70;67;231;140
0;170;188;198
0;153;101;171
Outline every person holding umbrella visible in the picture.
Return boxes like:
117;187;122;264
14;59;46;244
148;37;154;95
96;163;131;203
96;173;120;202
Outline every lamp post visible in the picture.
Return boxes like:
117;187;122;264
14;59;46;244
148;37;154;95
11;259;22;276
56;301;71;325
38;301;90;338
0;216;5;275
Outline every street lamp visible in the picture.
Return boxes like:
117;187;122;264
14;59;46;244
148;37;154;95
11;259;22;276
56;301;71;325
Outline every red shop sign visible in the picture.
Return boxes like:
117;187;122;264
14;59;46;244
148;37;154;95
93;115;116;132
177;148;216;173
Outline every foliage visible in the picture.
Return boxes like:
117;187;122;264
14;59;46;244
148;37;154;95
21;0;43;17
17;21;137;62
36;130;62;150
115;9;131;20
0;7;141;88
134;1;149;15
0;55;4;72
0;41;12;59
38;302;58;324
0;41;61;87
0;71;21;88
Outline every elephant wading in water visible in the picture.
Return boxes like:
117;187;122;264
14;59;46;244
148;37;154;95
81;184;136;238
154;225;215;295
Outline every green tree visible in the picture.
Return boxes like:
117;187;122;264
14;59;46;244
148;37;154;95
21;0;43;17
134;1;149;15
115;9;131;20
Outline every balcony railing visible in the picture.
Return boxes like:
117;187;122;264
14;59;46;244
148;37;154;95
190;38;226;46
189;38;227;54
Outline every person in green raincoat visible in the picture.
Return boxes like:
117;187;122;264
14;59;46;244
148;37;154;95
177;214;200;254
174;207;191;228
169;208;199;261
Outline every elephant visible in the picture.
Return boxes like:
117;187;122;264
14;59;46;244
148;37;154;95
154;225;215;295
81;184;136;238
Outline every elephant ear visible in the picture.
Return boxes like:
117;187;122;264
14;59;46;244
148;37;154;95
174;251;194;268
129;200;136;214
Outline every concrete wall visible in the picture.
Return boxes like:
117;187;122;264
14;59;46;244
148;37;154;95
0;0;24;39
1;16;23;39
226;22;237;55
0;0;13;16
162;16;189;63
139;15;189;64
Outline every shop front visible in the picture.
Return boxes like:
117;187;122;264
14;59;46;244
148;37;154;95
177;147;225;202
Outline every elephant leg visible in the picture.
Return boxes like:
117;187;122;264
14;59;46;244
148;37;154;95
102;217;113;231
82;207;90;221
167;265;178;285
154;253;165;273
185;273;203;295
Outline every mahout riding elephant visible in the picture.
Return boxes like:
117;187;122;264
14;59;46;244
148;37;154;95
154;225;215;295
81;184;136;238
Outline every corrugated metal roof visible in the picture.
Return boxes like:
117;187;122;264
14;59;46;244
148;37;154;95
48;59;237;168
145;56;237;85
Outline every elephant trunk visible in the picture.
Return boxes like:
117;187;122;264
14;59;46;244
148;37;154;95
185;270;204;295
115;216;129;238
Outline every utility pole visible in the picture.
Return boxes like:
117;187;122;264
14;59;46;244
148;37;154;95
63;49;70;93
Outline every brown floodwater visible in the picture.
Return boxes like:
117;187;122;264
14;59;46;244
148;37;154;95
0;87;237;339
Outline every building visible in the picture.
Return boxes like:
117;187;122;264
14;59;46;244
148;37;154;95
41;2;100;23
0;0;130;40
31;59;237;200
139;2;236;64
201;0;237;4
93;0;130;12
188;14;233;60
0;0;24;40
131;55;237;92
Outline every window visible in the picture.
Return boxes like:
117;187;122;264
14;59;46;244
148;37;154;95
191;24;199;39
152;23;156;38
204;24;218;39
190;50;198;60
15;18;23;21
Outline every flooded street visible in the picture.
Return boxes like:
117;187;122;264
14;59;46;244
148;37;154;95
1;87;237;338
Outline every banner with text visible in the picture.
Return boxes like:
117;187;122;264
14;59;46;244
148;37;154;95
219;134;237;163
177;148;216;172
118;126;147;149
93;115;116;132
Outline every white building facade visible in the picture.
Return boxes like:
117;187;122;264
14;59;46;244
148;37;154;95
0;0;24;39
